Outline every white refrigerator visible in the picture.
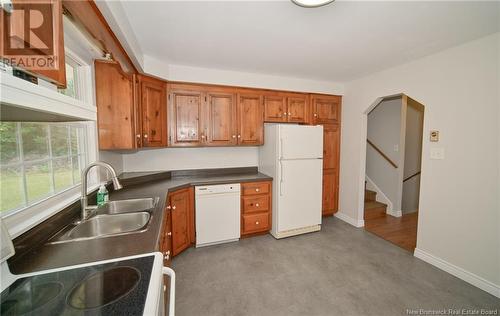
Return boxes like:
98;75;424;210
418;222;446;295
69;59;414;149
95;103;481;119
259;124;323;239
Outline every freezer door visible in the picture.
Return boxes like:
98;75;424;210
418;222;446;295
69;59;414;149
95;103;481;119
279;125;323;159
277;159;322;232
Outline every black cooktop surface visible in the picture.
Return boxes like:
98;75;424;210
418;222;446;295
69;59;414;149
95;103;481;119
1;255;154;316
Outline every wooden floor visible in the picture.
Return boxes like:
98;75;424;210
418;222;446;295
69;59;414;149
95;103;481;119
364;212;418;252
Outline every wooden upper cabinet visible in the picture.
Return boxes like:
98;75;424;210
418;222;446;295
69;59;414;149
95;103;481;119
287;95;308;123
139;76;167;147
263;93;308;123
206;92;237;146
1;0;66;87
237;93;264;145
311;94;341;125
323;124;340;170
264;95;287;123
169;88;204;146
95;60;136;150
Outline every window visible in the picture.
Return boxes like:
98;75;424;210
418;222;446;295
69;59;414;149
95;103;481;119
0;122;87;214
57;57;81;100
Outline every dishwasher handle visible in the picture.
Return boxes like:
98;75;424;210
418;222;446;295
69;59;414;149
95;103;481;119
163;266;176;316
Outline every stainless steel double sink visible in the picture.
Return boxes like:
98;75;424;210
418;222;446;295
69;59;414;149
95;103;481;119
50;197;159;244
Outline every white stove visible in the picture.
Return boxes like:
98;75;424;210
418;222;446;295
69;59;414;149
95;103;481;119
0;219;175;315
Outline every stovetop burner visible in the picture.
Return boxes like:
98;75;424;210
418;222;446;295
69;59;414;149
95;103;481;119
1;256;154;316
68;266;140;309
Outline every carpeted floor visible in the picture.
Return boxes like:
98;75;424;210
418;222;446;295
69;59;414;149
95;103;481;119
171;217;499;316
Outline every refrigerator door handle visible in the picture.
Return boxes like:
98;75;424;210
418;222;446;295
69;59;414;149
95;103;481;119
279;160;284;196
279;138;284;160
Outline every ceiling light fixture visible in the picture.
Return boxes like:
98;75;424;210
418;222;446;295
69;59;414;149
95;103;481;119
291;0;335;8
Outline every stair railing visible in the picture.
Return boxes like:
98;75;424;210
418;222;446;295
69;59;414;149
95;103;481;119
366;139;398;168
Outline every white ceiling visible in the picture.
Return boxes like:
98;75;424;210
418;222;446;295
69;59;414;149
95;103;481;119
115;1;499;82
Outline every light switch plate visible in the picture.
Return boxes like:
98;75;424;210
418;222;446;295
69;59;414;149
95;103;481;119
430;148;445;160
393;144;399;152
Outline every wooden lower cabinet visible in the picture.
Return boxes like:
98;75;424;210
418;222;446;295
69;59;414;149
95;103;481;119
322;168;338;216
159;205;172;266
168;187;195;256
241;181;272;236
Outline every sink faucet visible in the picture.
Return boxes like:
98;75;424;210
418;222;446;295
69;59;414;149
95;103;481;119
81;161;123;221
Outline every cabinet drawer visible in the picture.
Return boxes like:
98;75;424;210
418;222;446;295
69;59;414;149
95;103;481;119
242;195;269;213
242;212;270;234
241;181;270;196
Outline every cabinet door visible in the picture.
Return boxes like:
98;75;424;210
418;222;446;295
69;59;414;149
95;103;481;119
141;78;167;147
287;96;308;123
323;124;340;170
169;89;204;146
264;95;286;123
160;207;172;266
1;0;66;87
237;93;264;145
206;92;237;146
322;168;338;215
311;94;341;125
170;189;191;256
95;60;136;150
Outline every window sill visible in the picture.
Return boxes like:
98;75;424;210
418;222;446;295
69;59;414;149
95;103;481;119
0;72;97;122
3;183;100;238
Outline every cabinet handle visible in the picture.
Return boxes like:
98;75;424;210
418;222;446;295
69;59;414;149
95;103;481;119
136;134;141;139
237;135;241;138
166;205;171;210
167;231;172;236
255;203;260;207
288;112;291;116
232;135;236;138
256;221;260;225
255;188;260;192
165;250;171;255
172;205;176;210
164;254;170;260
313;113;318;117
144;133;148;138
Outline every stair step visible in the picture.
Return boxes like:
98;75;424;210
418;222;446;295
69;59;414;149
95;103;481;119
364;201;386;210
364;201;387;220
365;189;377;202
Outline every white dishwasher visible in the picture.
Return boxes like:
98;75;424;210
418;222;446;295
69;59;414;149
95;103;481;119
195;184;241;247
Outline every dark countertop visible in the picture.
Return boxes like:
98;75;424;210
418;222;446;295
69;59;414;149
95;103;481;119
10;167;271;274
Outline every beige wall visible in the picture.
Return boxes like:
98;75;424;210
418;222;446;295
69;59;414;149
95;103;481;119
119;147;259;172
340;33;500;290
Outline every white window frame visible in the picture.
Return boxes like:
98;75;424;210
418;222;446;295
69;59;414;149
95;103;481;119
1;52;100;238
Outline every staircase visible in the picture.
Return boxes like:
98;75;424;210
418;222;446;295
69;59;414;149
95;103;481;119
364;189;388;220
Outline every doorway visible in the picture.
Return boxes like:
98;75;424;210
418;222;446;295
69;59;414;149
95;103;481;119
363;94;424;252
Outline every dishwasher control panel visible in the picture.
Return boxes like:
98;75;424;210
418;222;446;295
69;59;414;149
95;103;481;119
195;184;241;195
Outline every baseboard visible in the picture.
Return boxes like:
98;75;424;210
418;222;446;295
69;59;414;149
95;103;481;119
414;248;500;298
334;212;364;228
365;175;400;217
387;209;402;217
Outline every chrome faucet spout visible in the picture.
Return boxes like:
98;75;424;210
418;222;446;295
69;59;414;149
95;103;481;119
81;162;123;221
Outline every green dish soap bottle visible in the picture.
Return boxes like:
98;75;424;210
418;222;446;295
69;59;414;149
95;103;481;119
97;185;109;206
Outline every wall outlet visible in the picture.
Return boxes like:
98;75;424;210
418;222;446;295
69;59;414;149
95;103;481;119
430;148;445;160
393;144;399;152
